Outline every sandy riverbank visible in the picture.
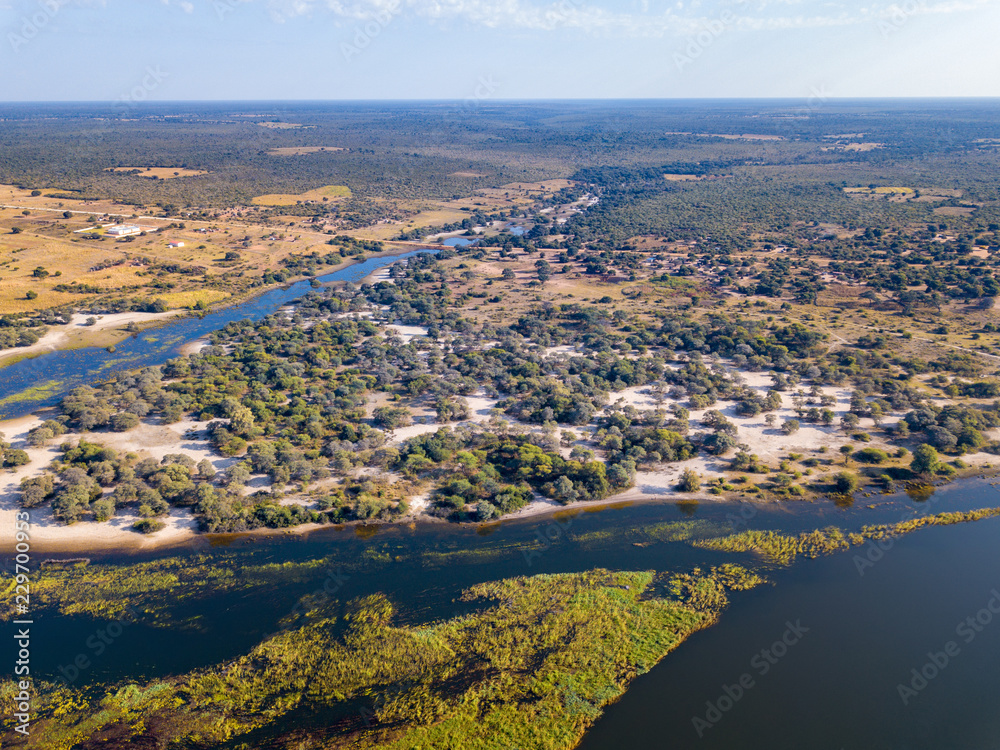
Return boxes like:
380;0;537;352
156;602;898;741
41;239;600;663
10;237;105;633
0;414;202;553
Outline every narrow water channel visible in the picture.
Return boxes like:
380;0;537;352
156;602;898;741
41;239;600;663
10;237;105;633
0;250;433;419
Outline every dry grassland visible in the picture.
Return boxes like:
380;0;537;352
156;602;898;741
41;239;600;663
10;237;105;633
103;167;210;179
252;185;352;206
267;147;345;156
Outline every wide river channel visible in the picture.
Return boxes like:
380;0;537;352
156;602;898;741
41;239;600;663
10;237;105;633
27;478;1000;749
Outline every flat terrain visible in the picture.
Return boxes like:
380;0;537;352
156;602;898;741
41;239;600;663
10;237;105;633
103;167;210;179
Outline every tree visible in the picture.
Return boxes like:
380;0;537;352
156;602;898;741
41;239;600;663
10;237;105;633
373;406;412;431
833;471;860;495
3;449;29;468
780;419;800;435
110;412;140;432
92;498;116;522
839;445;854;465
911;444;941;476
854;447;888;464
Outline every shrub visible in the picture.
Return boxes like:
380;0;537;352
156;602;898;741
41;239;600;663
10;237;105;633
854;447;889;465
133;519;166;534
3;449;30;468
110;412;140;432
92;498;115;522
677;469;701;492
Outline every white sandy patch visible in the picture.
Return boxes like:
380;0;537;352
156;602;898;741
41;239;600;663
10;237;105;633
179;338;211;356
385;324;427;343
385;392;500;446
0;414;199;552
543;345;577;357
407;492;429;514
79;417;228;472
593;368;905;502
503;494;562;519
387;421;440;445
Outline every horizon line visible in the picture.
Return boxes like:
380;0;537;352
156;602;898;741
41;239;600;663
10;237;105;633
2;96;1000;105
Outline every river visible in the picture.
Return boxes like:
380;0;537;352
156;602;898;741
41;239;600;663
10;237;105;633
7;248;1000;747
28;477;1000;748
0;250;434;420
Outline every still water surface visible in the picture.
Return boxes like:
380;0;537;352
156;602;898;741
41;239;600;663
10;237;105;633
32;478;1000;748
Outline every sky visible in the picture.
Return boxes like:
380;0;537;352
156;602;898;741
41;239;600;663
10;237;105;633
1;0;998;100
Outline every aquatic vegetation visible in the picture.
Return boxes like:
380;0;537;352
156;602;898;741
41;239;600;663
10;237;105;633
0;379;64;407
694;527;852;566
862;506;1000;538
0;567;764;749
0;555;334;624
694;506;1000;566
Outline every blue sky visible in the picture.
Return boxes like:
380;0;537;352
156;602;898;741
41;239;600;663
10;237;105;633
1;0;998;100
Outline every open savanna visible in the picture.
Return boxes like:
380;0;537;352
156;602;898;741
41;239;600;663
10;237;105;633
103;167;210;180
0;196;334;315
252;184;352;206
267;146;346;156
0;184;133;219
349;179;572;240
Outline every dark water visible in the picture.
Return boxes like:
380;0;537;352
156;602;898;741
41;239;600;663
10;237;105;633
27;477;1000;750
579;482;1000;750
0;250;433;419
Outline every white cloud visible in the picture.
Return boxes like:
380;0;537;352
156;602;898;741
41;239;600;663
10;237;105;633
260;0;996;36
159;0;194;12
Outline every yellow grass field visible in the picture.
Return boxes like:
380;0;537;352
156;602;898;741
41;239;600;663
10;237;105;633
154;289;231;308
104;167;210;180
267;147;345;156
252;185;352;206
348;180;577;240
666;132;786;141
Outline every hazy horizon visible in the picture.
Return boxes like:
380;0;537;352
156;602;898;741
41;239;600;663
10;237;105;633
2;0;998;102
